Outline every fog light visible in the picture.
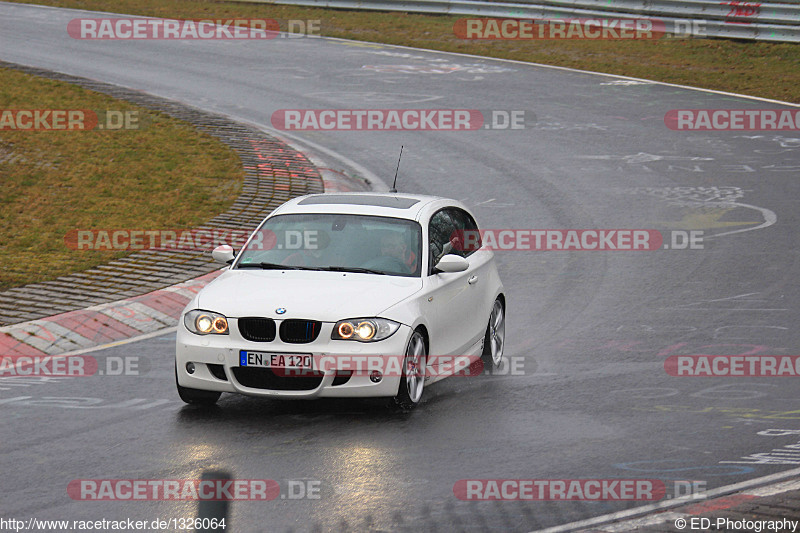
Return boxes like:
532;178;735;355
369;371;382;383
186;362;196;374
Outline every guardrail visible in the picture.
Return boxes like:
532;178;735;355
253;0;800;41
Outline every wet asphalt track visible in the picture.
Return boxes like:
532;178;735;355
1;2;800;531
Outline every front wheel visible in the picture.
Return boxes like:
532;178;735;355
391;330;427;411
481;298;505;370
176;365;221;405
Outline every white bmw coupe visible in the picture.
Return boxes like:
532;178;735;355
175;193;505;409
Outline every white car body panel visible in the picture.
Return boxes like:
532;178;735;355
196;269;424;322
175;192;505;403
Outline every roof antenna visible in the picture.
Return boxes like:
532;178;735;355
389;145;403;193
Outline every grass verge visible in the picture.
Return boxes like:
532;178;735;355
0;66;243;290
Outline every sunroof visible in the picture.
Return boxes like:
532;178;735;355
298;195;420;209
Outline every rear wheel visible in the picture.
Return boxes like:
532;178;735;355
481;298;505;371
175;365;221;405
391;330;427;411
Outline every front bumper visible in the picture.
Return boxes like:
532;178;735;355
175;318;412;399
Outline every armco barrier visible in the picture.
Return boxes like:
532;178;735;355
246;0;800;41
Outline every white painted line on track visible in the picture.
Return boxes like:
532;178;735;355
528;466;800;533
8;2;799;108
600;512;684;532
747;478;800;497
58;327;177;356
325;36;800;108
708;202;779;238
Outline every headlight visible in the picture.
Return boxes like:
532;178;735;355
331;318;400;342
184;309;229;335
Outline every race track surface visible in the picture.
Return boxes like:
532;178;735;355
1;3;800;531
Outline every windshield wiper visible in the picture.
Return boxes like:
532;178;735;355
236;262;320;271
236;263;387;275
323;266;387;275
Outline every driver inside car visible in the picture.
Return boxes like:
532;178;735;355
379;232;416;273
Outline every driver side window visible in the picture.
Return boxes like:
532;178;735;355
449;209;481;257
428;210;456;275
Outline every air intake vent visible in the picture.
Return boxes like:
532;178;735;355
232;367;323;391
238;317;277;342
207;364;228;381
279;319;321;344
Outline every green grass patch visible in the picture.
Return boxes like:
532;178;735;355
7;0;800;103
0;66;243;290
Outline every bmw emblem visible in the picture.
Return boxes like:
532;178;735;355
276;307;287;315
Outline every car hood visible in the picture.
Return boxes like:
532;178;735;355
196;269;423;323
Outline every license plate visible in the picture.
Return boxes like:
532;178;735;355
239;350;313;370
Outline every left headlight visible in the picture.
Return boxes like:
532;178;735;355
184;309;229;335
331;318;400;342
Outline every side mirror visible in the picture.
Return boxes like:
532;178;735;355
212;245;236;264
434;254;469;273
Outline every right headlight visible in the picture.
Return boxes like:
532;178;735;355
184;309;229;335
331;318;400;342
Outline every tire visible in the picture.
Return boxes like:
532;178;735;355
480;298;505;371
391;330;427;411
175;365;221;405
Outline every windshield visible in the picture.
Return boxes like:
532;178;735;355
234;213;423;277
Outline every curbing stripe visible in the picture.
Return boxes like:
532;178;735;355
135;291;192;319
581;493;771;532
532;467;800;532
6;323;85;354
19;320;96;351
45;311;143;344
0;271;223;357
599;512;684;532
0;333;48;357
0;127;356;359
559;476;800;532
98;302;175;332
681;494;758;515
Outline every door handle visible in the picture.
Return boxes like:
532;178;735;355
468;275;479;285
